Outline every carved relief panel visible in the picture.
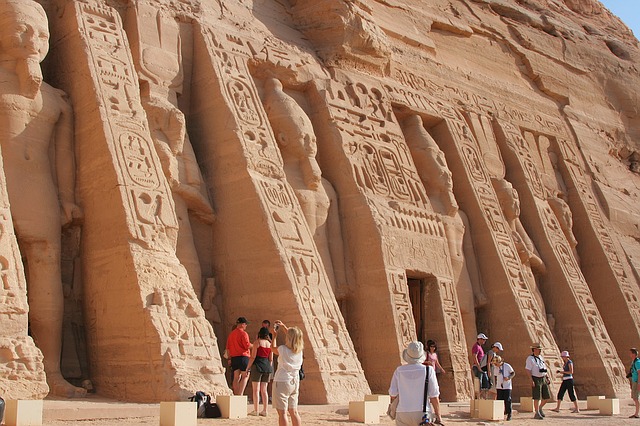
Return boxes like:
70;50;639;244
496;120;628;393
197;25;368;396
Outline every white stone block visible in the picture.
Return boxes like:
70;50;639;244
216;395;247;419
5;400;43;426
364;394;391;416
159;401;196;426
587;395;605;410
349;401;379;424
478;399;504;421
598;398;619;415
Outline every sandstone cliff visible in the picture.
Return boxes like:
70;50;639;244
0;0;638;403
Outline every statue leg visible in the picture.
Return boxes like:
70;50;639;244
174;198;203;300
23;240;86;398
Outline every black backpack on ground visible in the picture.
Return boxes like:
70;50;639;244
189;391;221;418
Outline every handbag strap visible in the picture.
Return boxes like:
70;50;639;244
423;365;430;413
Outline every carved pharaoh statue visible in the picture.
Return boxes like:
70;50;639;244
127;5;215;300
493;178;547;313
403;114;487;346
0;0;85;397
263;77;349;308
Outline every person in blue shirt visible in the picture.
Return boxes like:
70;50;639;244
630;348;640;419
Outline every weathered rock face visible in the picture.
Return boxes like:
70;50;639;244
0;0;638;403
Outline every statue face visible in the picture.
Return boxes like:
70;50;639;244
0;3;50;62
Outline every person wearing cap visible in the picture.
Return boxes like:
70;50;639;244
481;342;503;399
525;343;551;420
471;334;487;399
491;355;515;421
226;317;253;395
389;341;443;425
550;350;579;413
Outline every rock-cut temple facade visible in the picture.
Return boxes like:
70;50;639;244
0;0;639;403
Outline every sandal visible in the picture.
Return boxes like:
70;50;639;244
630;414;640;418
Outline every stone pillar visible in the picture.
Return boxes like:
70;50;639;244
495;119;628;397
308;78;471;400
555;134;640;361
429;108;563;398
46;2;228;402
189;24;370;404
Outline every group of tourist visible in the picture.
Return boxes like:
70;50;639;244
225;317;304;426
471;333;580;421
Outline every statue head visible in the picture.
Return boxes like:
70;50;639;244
0;0;49;62
493;178;520;219
0;0;49;98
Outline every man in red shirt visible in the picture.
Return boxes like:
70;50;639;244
227;317;252;395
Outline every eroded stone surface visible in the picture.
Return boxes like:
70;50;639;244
0;0;638;402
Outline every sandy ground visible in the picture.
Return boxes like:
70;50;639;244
29;396;640;425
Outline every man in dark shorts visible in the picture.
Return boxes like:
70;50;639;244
525;343;551;420
226;317;252;395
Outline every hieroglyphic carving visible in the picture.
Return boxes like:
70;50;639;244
557;137;640;338
436;108;563;374
76;3;177;252
496;120;628;393
198;25;369;397
322;79;430;218
438;278;472;400
388;269;416;349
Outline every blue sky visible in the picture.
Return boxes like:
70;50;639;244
599;0;639;37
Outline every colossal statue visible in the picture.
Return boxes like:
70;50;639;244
127;5;215;299
263;77;348;306
494;178;547;314
403;114;487;346
0;0;84;397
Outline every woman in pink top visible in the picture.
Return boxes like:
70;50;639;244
423;340;446;375
245;327;273;416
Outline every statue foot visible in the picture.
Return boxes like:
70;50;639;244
48;373;87;398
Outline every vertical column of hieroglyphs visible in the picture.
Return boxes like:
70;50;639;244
311;78;471;398
495;120;628;396
48;2;227;401
0;156;47;398
193;26;369;403
424;104;563;395
555;137;640;356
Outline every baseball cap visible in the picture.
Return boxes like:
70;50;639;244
477;333;488;340
492;342;503;351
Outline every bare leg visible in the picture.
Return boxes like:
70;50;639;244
232;370;242;395
430;397;442;422
288;407;301;426
251;381;259;413
260;381;269;414
237;371;250;396
277;408;289;426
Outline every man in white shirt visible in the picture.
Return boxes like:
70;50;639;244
525;343;551;420
491;355;515;421
389;341;443;425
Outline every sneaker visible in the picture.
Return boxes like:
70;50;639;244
571;409;580;413
506;414;511;421
249;410;259;416
539;409;545;417
534;412;544;420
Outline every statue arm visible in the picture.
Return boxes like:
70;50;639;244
174;183;216;224
54;90;81;225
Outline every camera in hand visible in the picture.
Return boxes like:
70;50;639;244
627;372;633;379
274;324;280;331
539;368;547;373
